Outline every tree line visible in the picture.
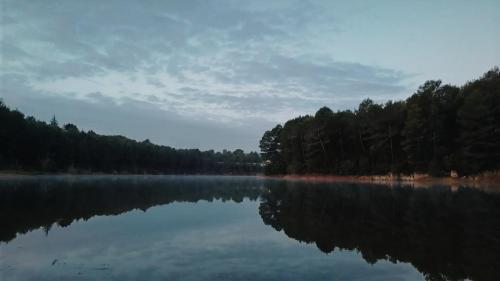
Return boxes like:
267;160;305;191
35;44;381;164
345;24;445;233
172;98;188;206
0;102;261;174
260;68;500;176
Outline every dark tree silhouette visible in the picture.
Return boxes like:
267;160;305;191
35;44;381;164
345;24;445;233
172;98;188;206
0;100;261;174
259;125;286;175
261;68;500;176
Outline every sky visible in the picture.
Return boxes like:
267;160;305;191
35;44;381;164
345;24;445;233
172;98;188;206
1;0;499;151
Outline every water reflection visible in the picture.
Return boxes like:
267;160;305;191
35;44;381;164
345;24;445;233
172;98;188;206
1;176;499;281
259;181;500;281
0;176;262;243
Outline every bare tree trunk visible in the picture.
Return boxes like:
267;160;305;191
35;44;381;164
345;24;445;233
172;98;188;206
317;129;327;160
389;124;394;165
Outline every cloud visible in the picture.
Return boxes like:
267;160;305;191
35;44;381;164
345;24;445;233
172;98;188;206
1;0;411;150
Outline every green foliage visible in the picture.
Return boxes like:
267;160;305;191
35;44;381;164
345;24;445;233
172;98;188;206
458;67;500;174
259;125;285;175
260;68;500;176
0;102;261;174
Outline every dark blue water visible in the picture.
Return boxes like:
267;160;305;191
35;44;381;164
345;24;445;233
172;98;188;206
1;175;499;281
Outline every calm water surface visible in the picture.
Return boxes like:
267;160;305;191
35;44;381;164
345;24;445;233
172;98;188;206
1;175;499;281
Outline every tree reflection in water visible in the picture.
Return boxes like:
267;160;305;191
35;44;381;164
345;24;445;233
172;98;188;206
260;181;500;281
1;176;499;281
0;176;263;243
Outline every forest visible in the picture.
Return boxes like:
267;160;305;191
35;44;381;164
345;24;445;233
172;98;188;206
0;102;261;174
260;68;500;176
2;68;499;176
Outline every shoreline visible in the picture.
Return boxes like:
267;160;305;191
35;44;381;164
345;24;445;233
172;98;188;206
2;170;498;183
0;170;262;177
262;173;500;192
1;170;499;191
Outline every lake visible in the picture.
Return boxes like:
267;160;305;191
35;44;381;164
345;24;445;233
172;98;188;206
1;175;499;281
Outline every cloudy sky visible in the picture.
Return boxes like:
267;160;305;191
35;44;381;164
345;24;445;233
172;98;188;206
1;0;499;151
